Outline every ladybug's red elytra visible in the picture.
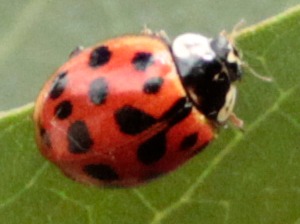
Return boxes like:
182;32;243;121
34;30;242;187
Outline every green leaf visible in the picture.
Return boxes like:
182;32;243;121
1;5;300;224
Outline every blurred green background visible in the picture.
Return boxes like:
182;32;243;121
0;0;299;110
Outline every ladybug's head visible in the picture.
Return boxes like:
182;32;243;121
172;33;242;124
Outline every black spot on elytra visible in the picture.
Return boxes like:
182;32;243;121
49;71;68;99
180;132;198;150
68;121;93;154
40;127;51;148
89;77;108;105
84;164;119;181
160;97;193;126
137;131;166;165
89;46;112;67
132;52;153;71
54;100;73;119
114;106;156;135
143;77;164;94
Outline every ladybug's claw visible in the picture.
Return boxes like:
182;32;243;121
229;113;244;130
141;26;170;42
69;46;84;59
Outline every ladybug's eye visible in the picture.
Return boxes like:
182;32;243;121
210;35;230;60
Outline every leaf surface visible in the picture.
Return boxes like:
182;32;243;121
1;5;300;224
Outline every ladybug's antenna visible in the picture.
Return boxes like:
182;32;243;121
220;19;246;43
242;62;273;82
227;19;273;82
231;19;247;38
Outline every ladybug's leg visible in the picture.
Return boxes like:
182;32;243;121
141;25;154;36
69;46;84;59
156;30;170;43
141;26;170;43
229;113;244;130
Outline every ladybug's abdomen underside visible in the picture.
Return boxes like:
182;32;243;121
34;35;214;186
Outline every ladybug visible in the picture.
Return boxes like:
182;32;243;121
34;30;242;187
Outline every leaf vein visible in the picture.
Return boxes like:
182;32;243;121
149;83;299;224
0;162;49;209
47;188;94;224
278;110;300;130
132;189;158;214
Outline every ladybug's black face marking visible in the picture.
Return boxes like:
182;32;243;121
114;106;156;135
49;71;68;99
54;100;73;119
137;131;166;165
89;46;112;67
143;77;164;94
132;52;154;71
180;132;198;150
67;121;94;154
84;164;119;181
226;62;242;82
179;58;229;120
192;70;230;120
172;33;242;124
89;78;108;105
